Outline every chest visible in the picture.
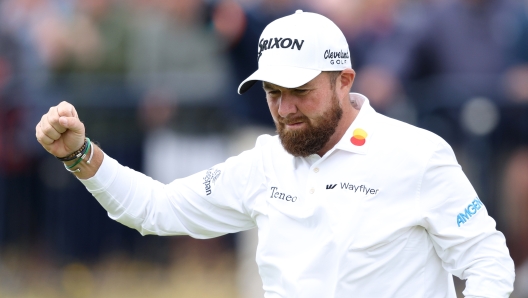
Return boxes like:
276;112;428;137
254;151;423;249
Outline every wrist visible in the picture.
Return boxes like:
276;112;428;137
63;138;94;173
57;138;88;161
63;144;104;180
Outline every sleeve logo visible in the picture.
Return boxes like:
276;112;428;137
457;197;484;227
203;168;221;196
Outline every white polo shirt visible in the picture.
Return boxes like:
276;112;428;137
81;93;514;297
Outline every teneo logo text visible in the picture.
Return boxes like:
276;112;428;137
203;168;221;196
258;37;305;61
270;186;297;202
457;197;484;227
323;49;349;65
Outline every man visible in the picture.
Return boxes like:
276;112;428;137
35;10;514;297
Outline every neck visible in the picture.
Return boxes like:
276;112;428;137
316;95;360;156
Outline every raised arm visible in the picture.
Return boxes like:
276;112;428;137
35;101;258;238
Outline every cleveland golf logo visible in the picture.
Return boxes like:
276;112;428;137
324;49;349;65
258;37;305;60
350;128;367;146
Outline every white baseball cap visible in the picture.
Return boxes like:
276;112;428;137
238;10;352;94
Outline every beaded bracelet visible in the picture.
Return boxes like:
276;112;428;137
64;138;91;173
56;138;89;161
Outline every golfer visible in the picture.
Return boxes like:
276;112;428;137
36;10;514;297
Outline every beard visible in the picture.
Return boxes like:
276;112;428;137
275;93;343;157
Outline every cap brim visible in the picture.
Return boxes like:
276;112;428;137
238;65;321;94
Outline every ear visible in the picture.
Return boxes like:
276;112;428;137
337;68;356;96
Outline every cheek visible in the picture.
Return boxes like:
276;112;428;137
298;95;326;117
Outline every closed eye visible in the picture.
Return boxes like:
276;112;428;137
267;90;281;96
292;89;310;96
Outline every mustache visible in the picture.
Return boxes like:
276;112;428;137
278;115;309;125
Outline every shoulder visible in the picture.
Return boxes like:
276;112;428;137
225;133;284;169
373;113;455;163
379;113;443;143
255;133;282;149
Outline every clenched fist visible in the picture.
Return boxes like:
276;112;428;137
35;101;86;158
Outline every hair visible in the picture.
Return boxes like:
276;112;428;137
326;71;342;91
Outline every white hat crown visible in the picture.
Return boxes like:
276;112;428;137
238;10;352;94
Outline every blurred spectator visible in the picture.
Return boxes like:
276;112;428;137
0;0;61;74
308;0;406;69
0;7;44;250
357;0;528;114
45;0;130;74
139;89;229;184
127;0;230;105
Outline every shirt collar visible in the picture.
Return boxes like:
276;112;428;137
334;93;377;155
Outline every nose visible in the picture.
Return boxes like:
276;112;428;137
277;93;298;118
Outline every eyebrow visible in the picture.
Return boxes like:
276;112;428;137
262;82;311;90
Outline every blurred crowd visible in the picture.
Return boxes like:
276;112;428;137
0;0;528;297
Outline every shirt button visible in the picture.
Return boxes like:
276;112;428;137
309;188;315;194
313;168;319;173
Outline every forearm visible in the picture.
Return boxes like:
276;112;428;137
79;154;180;236
78;152;254;238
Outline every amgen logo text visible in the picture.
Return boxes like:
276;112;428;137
457;197;484;227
